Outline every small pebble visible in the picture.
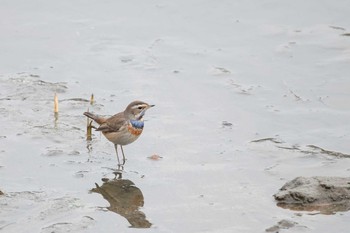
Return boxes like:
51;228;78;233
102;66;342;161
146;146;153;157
148;154;163;160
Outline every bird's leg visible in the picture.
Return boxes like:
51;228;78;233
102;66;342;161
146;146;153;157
114;144;121;165
120;145;126;165
114;170;123;179
113;164;124;179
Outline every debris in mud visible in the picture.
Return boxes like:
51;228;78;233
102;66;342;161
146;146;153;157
60;98;90;102
54;93;59;114
120;56;133;63
276;144;350;158
274;176;350;214
288;89;309;102
329;25;346;31
341;33;350;36
229;79;255;95
213;67;231;74
250;137;350;158
265;219;305;232
86;116;93;141
90;94;94;105
306;145;350;158
289;89;302;101
222;121;233;128
250;137;284;144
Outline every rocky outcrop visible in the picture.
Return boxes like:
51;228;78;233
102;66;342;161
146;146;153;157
274;176;350;214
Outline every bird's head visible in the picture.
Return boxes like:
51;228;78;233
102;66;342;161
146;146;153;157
124;100;155;120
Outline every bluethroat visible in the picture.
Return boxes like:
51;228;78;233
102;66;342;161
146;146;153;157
84;100;154;165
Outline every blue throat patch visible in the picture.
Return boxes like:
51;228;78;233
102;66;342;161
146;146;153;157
130;120;144;129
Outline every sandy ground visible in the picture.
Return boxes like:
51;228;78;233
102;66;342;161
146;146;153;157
0;0;350;232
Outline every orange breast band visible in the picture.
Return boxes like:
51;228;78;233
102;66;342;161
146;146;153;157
128;124;143;136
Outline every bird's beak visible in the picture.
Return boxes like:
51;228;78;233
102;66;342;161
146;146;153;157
149;104;155;108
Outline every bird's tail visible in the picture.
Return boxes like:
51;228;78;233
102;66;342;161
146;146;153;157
83;112;106;125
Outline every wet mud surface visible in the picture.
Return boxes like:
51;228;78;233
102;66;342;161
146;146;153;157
1;1;350;232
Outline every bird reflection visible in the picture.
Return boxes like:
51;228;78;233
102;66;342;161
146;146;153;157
91;174;152;228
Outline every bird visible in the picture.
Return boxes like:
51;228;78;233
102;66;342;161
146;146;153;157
84;100;154;165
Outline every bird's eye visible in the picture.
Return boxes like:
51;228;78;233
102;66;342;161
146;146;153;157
138;106;143;110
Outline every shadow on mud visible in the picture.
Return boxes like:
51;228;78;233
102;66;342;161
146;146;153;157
91;174;152;228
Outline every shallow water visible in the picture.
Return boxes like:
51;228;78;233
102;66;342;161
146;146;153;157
1;1;350;232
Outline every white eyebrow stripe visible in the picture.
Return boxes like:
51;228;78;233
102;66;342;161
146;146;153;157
131;104;148;109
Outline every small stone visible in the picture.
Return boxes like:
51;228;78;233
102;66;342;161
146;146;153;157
148;154;163;160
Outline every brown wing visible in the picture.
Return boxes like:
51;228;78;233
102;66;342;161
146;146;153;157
96;112;126;133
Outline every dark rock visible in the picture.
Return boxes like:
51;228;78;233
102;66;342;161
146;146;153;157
274;176;350;214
